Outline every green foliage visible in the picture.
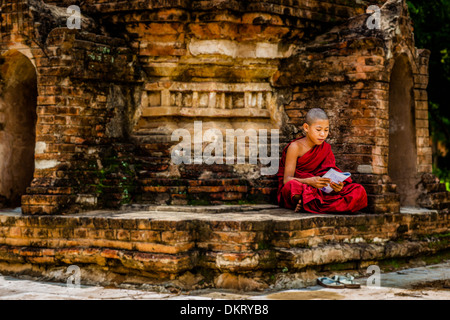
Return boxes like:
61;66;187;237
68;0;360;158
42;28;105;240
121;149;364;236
90;154;137;206
407;1;450;180
118;160;136;204
256;241;273;251
433;166;450;191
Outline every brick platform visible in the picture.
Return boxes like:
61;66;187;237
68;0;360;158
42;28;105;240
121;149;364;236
2;1;449;215
0;205;448;290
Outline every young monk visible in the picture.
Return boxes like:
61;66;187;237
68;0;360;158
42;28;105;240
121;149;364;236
277;108;368;214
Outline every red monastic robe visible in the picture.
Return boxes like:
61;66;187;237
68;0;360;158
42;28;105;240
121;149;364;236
277;137;368;214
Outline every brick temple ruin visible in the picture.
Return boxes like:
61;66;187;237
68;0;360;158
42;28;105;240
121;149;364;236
0;0;449;290
0;0;449;214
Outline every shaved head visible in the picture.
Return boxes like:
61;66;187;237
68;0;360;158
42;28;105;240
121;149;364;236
305;108;329;125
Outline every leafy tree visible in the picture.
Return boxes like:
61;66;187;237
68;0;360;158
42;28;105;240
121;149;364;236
407;0;450;184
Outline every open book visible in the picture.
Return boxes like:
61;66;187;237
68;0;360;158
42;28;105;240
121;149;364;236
320;168;351;193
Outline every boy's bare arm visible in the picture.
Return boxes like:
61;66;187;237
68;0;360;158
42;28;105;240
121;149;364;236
283;143;331;188
283;143;302;185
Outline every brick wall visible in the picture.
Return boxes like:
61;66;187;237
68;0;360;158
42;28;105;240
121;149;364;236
1;0;448;214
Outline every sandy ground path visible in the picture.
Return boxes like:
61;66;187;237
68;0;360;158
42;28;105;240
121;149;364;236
0;261;449;300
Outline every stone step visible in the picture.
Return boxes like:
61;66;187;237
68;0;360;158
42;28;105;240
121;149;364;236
0;207;448;290
418;191;450;210
133;176;278;205
120;203;279;213
138;178;249;187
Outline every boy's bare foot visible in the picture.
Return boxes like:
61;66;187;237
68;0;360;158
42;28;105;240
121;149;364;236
295;200;303;212
293;195;303;213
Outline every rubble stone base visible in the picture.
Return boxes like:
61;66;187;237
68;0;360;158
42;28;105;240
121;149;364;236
0;205;449;291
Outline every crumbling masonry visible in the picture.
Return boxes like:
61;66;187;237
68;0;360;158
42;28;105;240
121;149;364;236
1;0;449;214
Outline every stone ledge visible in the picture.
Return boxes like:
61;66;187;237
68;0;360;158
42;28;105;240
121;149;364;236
0;206;448;290
120;204;279;213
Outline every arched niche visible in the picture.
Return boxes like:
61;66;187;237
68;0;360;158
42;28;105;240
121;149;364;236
388;55;420;207
0;50;37;208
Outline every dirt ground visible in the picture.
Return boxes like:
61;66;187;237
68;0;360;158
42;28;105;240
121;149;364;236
0;260;449;300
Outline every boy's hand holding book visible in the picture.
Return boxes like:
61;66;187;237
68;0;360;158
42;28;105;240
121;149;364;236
305;176;332;189
330;181;344;193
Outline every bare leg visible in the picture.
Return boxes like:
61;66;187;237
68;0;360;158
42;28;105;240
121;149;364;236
292;194;303;213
